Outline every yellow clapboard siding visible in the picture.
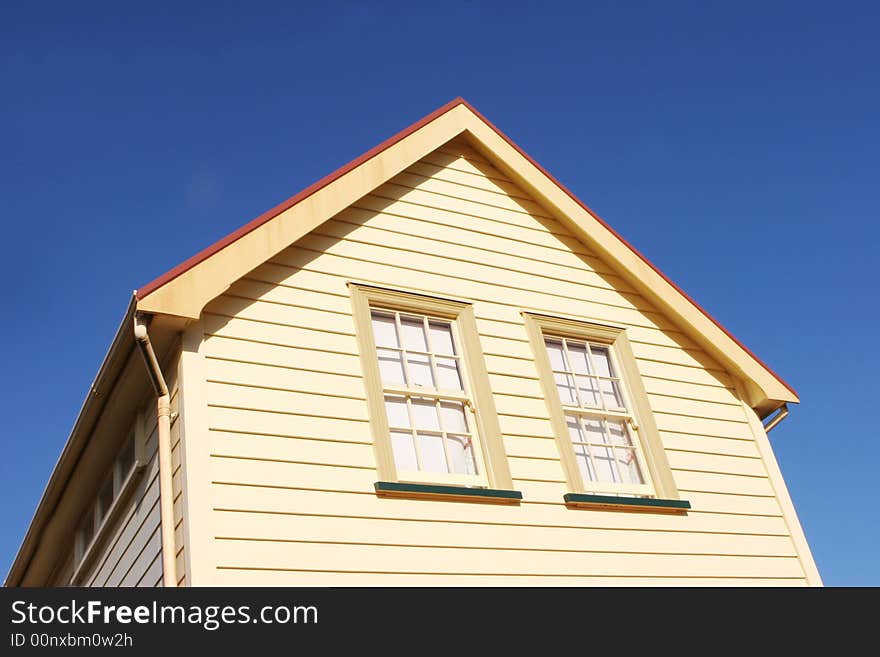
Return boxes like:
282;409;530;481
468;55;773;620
212;511;797;557
203;334;362;377
406;160;526;199
389;171;555;219
315;218;641;301
508;456;566;483
214;569;806;586
211;484;792;535
487;371;546;398
503;435;559;460
680;490;784;517
646;393;747;422
653;412;754;440
191;144;807;584
661;432;761;458
374;181;560;233
207;405;373;443
473;313;698;351
209;457;375;493
205;381;369;421
228;276;352;314
210;431;376;468
672;469;775;497
212;539;804;579
206;296;357;341
203;312;357;356
205;357;367;400
666;450;766;477
352;193;596;258
636;358;735;388
642;378;740;405
270;249;684;335
338;203;623;281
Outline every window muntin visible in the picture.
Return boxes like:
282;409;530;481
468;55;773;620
74;430;141;568
545;336;653;496
370;309;485;484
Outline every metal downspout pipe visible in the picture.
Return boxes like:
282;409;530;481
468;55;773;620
134;315;177;588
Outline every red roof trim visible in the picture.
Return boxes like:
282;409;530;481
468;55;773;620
455;99;797;398
136;97;796;398
136;97;468;300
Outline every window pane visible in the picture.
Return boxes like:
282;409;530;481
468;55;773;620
576;376;601;408
568;343;591;374
555;372;577;404
545;339;567;371
410;398;440;430
446;435;478;475
406;353;434;388
573;443;597;483
79;511;95;550
440;401;468;433
590;346;613;377
606;419;633;447
429;321;455;355
436;356;463;390
391;431;419;472
565;414;584;443
377;348;406;385
600;378;625;409
416;432;447;473
589;443;619;482
615;448;644;484
582;417;607;445
384;396;410;428
119;434;135;476
97;478;114;521
400;316;428;352
371;312;399;348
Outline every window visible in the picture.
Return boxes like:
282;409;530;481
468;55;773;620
524;313;679;500
546;336;650;494
350;284;513;490
73;419;146;573
372;309;483;482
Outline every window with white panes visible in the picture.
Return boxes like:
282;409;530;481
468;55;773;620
370;309;486;485
545;336;654;496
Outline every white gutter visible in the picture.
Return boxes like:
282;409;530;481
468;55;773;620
133;315;177;588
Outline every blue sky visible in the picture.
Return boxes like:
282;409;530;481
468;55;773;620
2;1;877;585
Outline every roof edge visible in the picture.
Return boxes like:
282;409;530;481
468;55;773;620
456;99;798;400
136;97;469;300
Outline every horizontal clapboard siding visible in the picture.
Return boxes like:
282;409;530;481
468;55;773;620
198;139;806;585
77;352;182;588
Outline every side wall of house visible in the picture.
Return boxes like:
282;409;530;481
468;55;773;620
66;350;184;587
182;139;812;585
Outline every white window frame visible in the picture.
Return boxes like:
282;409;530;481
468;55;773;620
350;283;513;490
523;312;680;500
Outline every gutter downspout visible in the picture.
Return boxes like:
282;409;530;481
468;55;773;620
134;315;177;588
762;403;789;434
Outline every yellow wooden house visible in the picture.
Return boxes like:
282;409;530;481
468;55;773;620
6;99;821;587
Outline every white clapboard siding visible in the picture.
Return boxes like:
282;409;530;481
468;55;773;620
197;143;807;585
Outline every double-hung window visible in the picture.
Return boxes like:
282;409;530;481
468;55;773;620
372;310;484;484
545;336;651;495
524;313;680;501
350;284;513;491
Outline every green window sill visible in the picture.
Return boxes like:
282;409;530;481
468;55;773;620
564;493;691;514
375;481;522;504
